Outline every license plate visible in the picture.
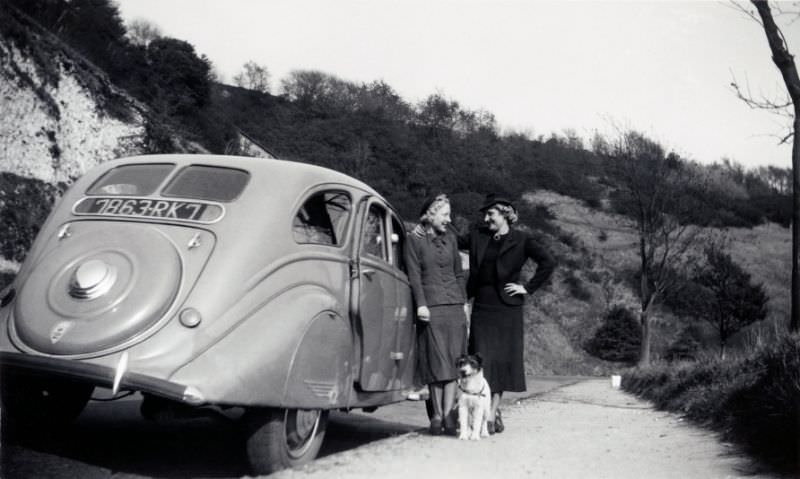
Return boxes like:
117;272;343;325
73;197;222;223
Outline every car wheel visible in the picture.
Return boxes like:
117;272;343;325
1;375;93;437
244;407;329;475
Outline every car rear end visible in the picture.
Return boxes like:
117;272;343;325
0;156;254;411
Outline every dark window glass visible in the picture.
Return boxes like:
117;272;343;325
293;191;352;246
362;204;387;260
162;165;250;202
87;164;174;196
391;215;406;271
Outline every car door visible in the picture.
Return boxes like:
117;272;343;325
354;200;402;391
387;212;415;390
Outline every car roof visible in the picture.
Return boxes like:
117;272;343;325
109;154;382;199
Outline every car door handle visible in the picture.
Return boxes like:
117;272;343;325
362;269;376;278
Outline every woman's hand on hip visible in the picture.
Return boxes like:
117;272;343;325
504;283;528;296
417;305;431;321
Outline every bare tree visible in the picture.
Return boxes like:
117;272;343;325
731;0;800;331
609;131;701;366
233;61;271;94
126;18;162;47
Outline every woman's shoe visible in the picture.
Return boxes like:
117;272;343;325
486;420;496;435
495;409;505;433
429;417;443;435
443;410;458;435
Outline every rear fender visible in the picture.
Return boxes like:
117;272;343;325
282;310;353;408
169;285;351;407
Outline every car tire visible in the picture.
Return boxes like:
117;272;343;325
244;407;329;475
1;375;93;437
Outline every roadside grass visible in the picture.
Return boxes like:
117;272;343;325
622;333;800;475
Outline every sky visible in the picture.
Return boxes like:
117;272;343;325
114;0;799;169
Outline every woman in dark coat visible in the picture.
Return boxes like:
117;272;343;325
405;194;468;435
458;194;555;434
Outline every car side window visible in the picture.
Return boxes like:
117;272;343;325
361;204;387;261
390;215;406;272
293;191;352;246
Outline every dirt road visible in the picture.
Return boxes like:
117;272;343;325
1;378;776;478
270;379;775;479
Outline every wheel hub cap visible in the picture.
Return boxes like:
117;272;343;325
69;259;117;300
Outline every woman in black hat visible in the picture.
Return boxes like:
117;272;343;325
405;194;468;435
458;194;555;433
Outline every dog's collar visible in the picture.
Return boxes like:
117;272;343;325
458;382;488;397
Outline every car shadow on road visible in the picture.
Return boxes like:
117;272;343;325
321;410;424;457
1;398;427;479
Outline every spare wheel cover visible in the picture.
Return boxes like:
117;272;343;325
14;223;181;355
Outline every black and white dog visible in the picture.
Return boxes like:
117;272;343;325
456;354;491;440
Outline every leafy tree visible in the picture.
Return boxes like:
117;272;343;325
585;305;641;363
353;80;412;122
7;0;128;73
416;92;461;133
233;61;271;93
692;242;769;358
279;70;357;115
126;18;162;47
146;37;212;117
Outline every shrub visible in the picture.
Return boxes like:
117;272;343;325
0;173;62;262
514;202;559;237
665;327;702;362
558;232;577;247
623;334;800;475
723;335;800;472
562;271;592;301
585;305;641;363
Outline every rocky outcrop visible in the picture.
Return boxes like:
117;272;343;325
0;8;147;184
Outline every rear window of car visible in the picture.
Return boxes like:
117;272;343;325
87;164;174;196
162;165;250;202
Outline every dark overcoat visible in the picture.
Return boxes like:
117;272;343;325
457;226;556;305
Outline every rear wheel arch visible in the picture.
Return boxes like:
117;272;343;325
282;308;354;408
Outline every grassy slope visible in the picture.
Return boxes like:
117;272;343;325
520;190;791;375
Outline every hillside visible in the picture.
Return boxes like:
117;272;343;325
0;4;201;277
0;1;793;375
0;5;147;183
524;190;790;368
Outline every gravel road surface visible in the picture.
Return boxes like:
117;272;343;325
270;379;776;479
1;378;775;479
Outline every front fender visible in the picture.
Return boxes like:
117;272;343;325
169;284;351;407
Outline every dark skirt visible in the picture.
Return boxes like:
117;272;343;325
416;304;467;384
468;302;526;393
